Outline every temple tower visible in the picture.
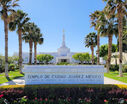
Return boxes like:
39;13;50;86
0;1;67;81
57;30;70;56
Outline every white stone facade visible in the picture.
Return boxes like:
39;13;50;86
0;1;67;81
111;52;127;65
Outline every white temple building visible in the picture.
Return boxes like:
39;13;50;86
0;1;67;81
13;30;78;64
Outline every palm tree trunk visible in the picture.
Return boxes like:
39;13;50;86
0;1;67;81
97;33;100;65
4;17;9;77
118;12;123;77
91;45;94;65
34;42;37;64
29;40;33;64
107;35;113;73
18;29;23;74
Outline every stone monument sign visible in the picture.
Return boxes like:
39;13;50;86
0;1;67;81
23;65;107;85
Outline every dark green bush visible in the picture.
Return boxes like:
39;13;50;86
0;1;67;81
9;64;15;71
57;62;70;65
109;65;119;71
109;64;127;72
0;64;5;73
122;65;127;73
0;56;19;73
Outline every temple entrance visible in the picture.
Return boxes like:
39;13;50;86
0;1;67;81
56;57;71;63
61;59;67;62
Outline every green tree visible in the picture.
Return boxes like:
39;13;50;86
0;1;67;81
22;22;37;64
72;53;85;64
85;32;97;64
103;55;108;63
0;0;19;77
90;10;102;65
9;10;30;73
123;26;127;35
112;44;118;52
37;54;54;64
103;0;127;76
72;53;91;64
100;45;108;57
12;56;19;63
122;35;127;52
83;52;91;63
97;12;118;72
120;21;127;52
100;44;118;57
33;28;44;64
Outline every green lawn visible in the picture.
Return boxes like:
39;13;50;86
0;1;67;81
104;71;127;83
0;70;24;84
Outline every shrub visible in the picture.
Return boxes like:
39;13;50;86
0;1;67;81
0;56;19;73
57;62;70;65
109;65;127;72
9;64;15;71
0;94;4;104
0;85;127;104
0;64;5;73
109;65;119;71
122;65;127;73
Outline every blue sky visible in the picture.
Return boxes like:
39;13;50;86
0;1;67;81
0;0;117;56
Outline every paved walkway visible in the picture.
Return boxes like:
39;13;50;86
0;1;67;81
104;77;127;85
0;77;127;86
0;77;25;86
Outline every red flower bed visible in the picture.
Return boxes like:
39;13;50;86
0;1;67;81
0;85;127;104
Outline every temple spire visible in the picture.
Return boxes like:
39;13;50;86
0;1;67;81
62;29;66;47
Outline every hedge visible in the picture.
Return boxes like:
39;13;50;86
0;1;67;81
109;64;127;72
0;84;127;104
1;84;127;89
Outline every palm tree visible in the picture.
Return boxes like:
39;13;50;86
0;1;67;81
33;28;43;64
85;32;97;64
103;0;127;77
122;33;127;52
9;10;30;73
33;27;43;64
22;22;37;64
97;12;118;73
90;10;102;65
118;17;127;52
0;0;19;77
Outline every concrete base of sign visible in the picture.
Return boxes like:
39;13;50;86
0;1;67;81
23;65;107;85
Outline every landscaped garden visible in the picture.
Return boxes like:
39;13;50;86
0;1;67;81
0;85;127;104
0;55;24;84
0;70;24;84
0;0;127;103
104;71;127;83
104;64;127;83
